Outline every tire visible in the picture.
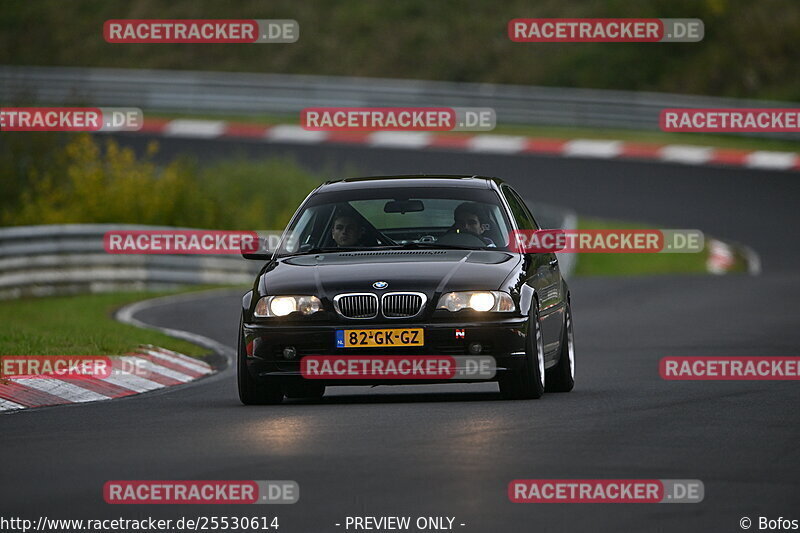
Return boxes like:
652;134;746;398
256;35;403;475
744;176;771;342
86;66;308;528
237;315;284;405
546;301;575;392
499;305;545;400
285;381;326;400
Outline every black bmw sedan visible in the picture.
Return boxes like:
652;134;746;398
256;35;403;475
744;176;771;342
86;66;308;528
238;175;575;403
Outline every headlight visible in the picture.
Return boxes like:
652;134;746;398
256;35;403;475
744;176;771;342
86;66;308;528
254;295;322;317
436;291;515;312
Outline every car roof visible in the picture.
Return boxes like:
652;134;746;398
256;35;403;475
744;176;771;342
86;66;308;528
318;175;503;191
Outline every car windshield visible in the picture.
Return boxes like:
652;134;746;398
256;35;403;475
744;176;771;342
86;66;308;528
276;186;514;256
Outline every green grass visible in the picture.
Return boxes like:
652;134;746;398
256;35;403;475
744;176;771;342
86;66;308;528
148;111;800;154
573;217;748;276
0;287;235;358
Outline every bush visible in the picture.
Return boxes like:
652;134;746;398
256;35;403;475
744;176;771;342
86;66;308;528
1;134;322;230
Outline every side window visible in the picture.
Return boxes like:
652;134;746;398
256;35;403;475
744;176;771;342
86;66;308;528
282;208;315;253
502;186;536;230
510;188;541;229
281;205;330;253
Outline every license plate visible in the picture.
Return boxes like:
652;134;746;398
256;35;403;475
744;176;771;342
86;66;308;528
336;328;424;348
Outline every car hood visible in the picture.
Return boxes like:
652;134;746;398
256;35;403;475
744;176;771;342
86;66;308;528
259;249;520;298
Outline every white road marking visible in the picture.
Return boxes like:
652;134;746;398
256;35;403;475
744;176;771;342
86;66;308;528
468;135;527;153
139;348;212;374
164;120;227;138
266;125;328;143
367;131;432;148
101;373;166;394
659;145;713;164
563;139;623;158
14;378;109;403
0;398;26;411
745;151;798;170
116;355;196;383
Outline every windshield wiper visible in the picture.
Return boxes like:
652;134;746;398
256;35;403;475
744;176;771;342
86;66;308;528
280;243;483;257
395;242;477;251
281;246;380;257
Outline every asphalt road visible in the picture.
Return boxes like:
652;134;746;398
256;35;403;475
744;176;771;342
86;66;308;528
2;138;799;532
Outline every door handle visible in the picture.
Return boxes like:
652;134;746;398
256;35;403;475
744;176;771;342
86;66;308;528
548;258;558;268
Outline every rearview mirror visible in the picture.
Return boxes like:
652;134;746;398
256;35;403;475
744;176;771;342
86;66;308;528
384;199;424;214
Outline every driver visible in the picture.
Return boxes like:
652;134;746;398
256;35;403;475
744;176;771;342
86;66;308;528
453;202;495;246
331;214;366;247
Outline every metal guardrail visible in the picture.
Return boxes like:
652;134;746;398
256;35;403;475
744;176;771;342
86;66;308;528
1;65;798;139
0;224;259;300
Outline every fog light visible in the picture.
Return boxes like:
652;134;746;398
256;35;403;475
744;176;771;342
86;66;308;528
282;346;297;360
468;342;483;355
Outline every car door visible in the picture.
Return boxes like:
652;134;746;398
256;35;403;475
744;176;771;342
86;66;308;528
502;186;565;358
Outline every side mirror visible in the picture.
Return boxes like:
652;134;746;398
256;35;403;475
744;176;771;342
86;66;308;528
241;235;274;260
242;251;273;260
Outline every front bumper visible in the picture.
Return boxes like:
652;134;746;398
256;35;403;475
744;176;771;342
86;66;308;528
242;318;529;385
